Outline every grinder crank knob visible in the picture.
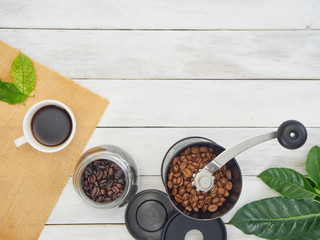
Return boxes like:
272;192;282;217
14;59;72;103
277;120;307;149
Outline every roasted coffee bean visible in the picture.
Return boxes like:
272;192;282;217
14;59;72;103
167;181;173;189
173;172;181;177
190;189;197;196
226;170;232;180
191;146;200;154
211;197;220;205
182;200;189;207
89;175;96;183
106;180;113;188
180;162;187;170
184;148;191;155
108;190;113;196
168;172;174;181
103;170;108;179
118;179;125;185
101;189;107;195
192;195;198;203
172;188;178;196
91;186;100;199
218;187;225;195
114;169;123;179
179;188;186;196
96;170;103;180
182;193;190;201
182;168;192;178
202;205;208;212
175;195;183;203
108;167;114;176
99;179;107;187
204;196;211;204
172;177;178;185
200;146;208;153
85;167;93;175
225;181;233;191
112;186;120;193
186;205;192;212
81;160;126;203
208;204;218;212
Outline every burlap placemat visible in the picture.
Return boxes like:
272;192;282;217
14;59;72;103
0;41;109;240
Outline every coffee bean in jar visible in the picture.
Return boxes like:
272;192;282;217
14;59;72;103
73;145;139;210
81;160;126;203
167;145;233;214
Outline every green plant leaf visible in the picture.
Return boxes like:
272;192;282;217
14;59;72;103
308;177;317;188
306;146;320;188
258;168;319;200
228;197;320;240
295;228;320;240
0;79;27;104
307;178;320;201
10;51;36;96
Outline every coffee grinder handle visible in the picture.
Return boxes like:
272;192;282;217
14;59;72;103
193;120;308;192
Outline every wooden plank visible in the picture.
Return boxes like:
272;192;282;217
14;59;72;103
82;128;319;176
73;80;320;127
1;30;320;79
47;176;278;224
40;224;264;240
0;0;319;30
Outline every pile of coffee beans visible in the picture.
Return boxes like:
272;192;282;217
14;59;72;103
167;145;233;213
81;160;126;203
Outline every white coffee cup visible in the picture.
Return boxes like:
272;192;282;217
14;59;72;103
14;100;76;153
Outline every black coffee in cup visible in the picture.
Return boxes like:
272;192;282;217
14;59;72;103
31;105;73;147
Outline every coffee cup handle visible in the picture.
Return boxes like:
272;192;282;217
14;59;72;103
14;136;27;147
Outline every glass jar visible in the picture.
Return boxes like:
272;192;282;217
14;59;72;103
73;145;139;209
161;137;242;220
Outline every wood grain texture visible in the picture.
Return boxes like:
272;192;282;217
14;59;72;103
47;176;278;224
82;128;319;176
1;30;320;79
73;80;320;127
39;224;264;240
0;0;319;30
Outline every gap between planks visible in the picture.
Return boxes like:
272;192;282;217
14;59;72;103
0;28;319;31
71;78;320;81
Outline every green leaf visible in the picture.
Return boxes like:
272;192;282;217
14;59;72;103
258;168;319;200
306;146;320;188
308;177;317;188
0;79;27;104
228;197;320;240
296;228;320;240
10;51;36;96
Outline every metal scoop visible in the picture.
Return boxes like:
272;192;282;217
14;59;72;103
192;120;308;192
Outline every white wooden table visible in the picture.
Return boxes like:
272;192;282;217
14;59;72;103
1;0;320;239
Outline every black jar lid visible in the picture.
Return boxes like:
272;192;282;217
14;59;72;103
125;189;227;240
162;212;227;240
125;189;177;240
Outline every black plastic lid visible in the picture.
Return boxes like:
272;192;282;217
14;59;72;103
125;189;227;240
162;212;227;240
125;189;177;240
